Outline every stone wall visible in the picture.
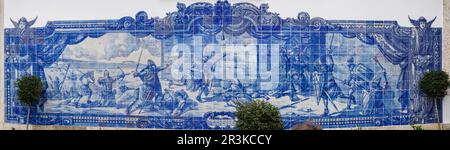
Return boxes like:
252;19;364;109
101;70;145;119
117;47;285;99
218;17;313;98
445;1;450;72
442;0;450;124
1;0;5;130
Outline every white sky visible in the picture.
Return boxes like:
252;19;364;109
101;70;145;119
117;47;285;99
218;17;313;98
4;0;444;28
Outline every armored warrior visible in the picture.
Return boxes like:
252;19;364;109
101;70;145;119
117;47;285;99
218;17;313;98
288;71;301;101
172;89;198;116
311;71;320;104
364;57;388;115
344;57;358;110
195;55;215;101
97;70;125;106
65;71;95;107
51;77;62;99
126;59;170;114
317;64;342;116
67;71;80;99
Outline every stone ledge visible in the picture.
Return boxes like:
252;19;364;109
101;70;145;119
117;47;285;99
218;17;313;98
32;125;87;130
0;0;449;132
1;123;449;130
330;123;450;130
0;123;150;130
0;0;4;130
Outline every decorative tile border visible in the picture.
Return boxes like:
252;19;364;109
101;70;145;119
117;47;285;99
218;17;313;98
2;0;443;129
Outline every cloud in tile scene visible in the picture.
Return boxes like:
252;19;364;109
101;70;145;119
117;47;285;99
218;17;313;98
62;33;161;62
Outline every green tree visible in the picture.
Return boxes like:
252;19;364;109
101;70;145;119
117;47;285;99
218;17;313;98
16;75;44;130
235;99;284;130
419;70;450;130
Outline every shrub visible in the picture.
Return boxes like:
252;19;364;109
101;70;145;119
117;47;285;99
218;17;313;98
419;70;450;98
235;99;284;130
16;75;44;130
410;124;424;130
419;70;450;129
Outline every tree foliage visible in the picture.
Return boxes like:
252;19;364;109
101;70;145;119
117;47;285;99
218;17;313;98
419;70;450;98
235;100;284;130
16;75;44;107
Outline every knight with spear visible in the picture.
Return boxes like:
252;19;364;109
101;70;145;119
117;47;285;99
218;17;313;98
126;47;171;115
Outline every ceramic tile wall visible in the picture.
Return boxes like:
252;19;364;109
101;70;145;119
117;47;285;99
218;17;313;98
2;1;442;129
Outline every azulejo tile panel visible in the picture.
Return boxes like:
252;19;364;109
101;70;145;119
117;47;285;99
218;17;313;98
3;1;442;129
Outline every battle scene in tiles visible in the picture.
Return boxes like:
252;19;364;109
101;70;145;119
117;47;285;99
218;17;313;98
4;0;442;129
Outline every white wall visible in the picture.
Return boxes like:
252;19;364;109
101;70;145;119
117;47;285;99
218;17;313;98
4;0;443;28
442;0;450;124
444;90;450;123
2;0;448;127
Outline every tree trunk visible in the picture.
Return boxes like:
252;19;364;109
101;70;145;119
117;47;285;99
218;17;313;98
434;97;441;130
26;106;31;130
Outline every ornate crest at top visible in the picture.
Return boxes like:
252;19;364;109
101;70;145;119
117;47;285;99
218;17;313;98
176;2;186;13
260;3;269;13
10;17;38;30
215;0;232;15
409;16;436;29
297;12;310;24
1;0;444;130
215;0;231;7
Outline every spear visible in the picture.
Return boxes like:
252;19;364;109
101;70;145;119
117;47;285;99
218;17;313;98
324;90;339;111
135;40;145;75
210;53;227;71
58;64;71;91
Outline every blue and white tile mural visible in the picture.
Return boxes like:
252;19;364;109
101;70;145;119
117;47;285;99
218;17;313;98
4;1;443;129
